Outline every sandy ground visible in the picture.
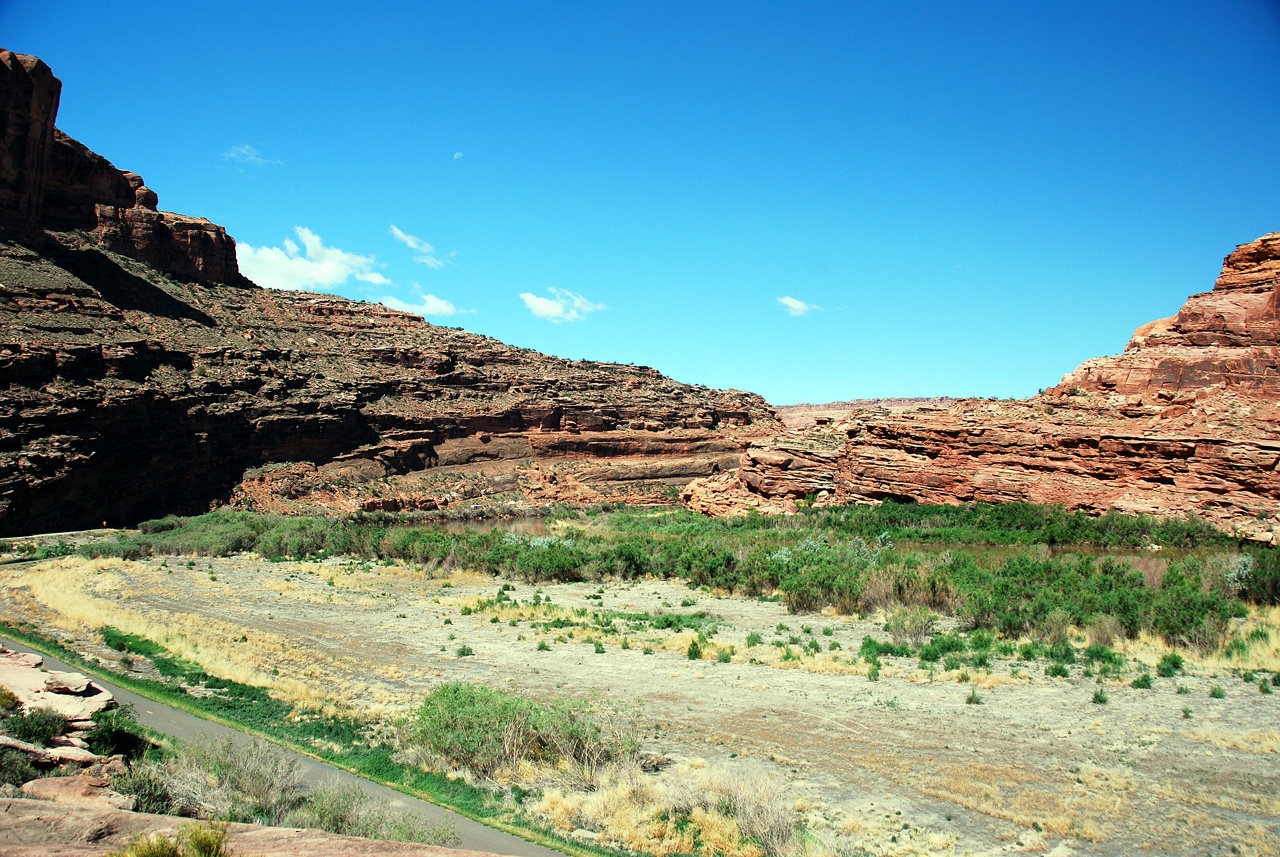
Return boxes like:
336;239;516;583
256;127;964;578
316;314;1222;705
2;552;1277;857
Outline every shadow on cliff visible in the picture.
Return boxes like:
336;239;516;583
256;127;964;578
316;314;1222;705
49;248;216;325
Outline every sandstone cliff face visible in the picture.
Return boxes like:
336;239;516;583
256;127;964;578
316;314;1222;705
0;51;59;236
686;233;1280;541
0;50;778;534
0;241;775;534
0;48;245;285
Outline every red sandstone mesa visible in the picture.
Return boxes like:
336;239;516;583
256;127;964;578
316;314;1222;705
686;231;1280;541
0;49;778;534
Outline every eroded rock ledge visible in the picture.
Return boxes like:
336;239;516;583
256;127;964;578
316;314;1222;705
685;232;1280;541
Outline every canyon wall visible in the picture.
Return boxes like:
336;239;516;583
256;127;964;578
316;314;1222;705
686;232;1280;541
0;50;777;534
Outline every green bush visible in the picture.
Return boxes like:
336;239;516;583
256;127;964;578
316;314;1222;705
412;683;631;777
1131;673;1153;689
1156;652;1184;677
5;706;67;746
0;748;36;786
1046;663;1070;679
1210;685;1226;699
110;764;176;814
284;780;456;845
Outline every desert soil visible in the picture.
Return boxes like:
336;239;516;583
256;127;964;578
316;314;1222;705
1;550;1276;857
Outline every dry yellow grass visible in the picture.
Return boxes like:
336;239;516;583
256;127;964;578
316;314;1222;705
0;557;359;707
1188;728;1280;755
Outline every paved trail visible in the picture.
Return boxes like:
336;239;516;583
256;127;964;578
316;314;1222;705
0;635;564;857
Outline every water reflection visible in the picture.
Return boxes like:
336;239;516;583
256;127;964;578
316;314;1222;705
436;517;549;536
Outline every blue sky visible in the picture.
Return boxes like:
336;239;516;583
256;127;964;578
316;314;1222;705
6;2;1279;405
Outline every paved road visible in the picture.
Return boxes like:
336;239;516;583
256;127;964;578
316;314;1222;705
0;635;564;857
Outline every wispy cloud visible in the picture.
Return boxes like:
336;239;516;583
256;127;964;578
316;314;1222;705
778;295;818;316
390;224;448;268
381;287;473;318
222;144;280;166
519;288;605;323
238;227;387;291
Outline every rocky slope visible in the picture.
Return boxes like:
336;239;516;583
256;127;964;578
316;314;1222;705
686;232;1280;541
0;50;777;535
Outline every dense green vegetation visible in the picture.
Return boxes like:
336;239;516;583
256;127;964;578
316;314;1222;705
76;502;1274;652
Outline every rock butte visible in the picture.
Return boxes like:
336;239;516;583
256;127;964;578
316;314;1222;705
685;231;1280;541
0;49;778;535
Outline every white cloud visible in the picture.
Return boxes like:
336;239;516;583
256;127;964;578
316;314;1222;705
519;288;605;322
454;152;464;159
381;286;472;317
222;144;280;166
390;224;449;268
778;295;818;316
238;227;387;291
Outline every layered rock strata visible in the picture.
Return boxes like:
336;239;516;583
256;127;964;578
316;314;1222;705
0;49;777;534
686;233;1280;541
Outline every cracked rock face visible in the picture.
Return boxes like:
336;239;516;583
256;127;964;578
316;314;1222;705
686;233;1280;541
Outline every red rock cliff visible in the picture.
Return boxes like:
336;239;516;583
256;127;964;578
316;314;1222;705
686;233;1280;541
0;48;245;285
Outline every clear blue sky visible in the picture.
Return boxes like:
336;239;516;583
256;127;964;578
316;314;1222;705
6;2;1279;405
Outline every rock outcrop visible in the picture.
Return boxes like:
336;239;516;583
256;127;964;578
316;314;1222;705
0;49;245;285
0;49;778;534
0;796;505;856
685;232;1280;540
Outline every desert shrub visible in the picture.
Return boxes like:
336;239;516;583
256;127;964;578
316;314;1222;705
515;539;590;583
660;763;797;857
5;706;67;746
105;822;244;857
1086;614;1123;649
686;639;703;660
111;763;176;815
104;832;182;857
859;636;911;659
1156;652;1184;677
413;683;632;778
1150;560;1231;649
86;707;149;758
1239;549;1280;605
884;605;937;647
158;738;306;824
1048;640;1076;664
0;749;36;786
1036;608;1073;645
284;780;456;845
1131;673;1153;689
139;515;185;535
1092;689;1108;705
1210;685;1226;699
0;687;18;712
918;633;966;663
1046;662;1070;679
1083;644;1122;669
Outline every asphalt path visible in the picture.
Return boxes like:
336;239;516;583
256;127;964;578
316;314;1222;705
0;635;564;857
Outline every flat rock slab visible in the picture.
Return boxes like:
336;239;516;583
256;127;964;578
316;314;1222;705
0;798;517;857
0;650;114;722
21;775;133;811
